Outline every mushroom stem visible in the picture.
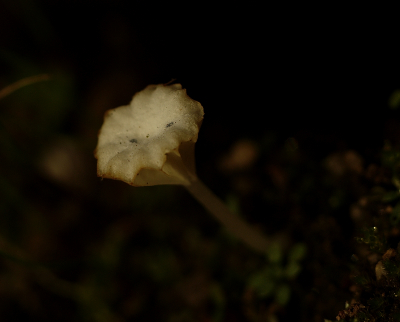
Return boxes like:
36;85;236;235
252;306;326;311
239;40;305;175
184;178;270;253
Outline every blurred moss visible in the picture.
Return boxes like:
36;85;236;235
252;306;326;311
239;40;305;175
389;89;400;110
247;241;307;310
355;227;387;254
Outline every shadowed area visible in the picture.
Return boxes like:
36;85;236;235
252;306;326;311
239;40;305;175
1;1;400;321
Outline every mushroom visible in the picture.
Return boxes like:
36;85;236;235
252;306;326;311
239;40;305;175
95;83;269;252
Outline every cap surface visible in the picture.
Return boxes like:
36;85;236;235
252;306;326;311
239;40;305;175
95;83;204;186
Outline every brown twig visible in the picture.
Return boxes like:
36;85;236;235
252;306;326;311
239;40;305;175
0;74;51;100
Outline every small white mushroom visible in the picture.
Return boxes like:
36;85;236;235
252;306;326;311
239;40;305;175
95;83;269;252
95;83;202;186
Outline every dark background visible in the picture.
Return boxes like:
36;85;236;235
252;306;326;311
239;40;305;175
2;1;399;143
1;1;400;321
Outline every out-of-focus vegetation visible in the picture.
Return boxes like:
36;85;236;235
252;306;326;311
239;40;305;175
1;1;400;321
329;142;400;322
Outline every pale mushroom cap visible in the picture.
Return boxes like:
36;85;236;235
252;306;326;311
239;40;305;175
95;83;204;186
